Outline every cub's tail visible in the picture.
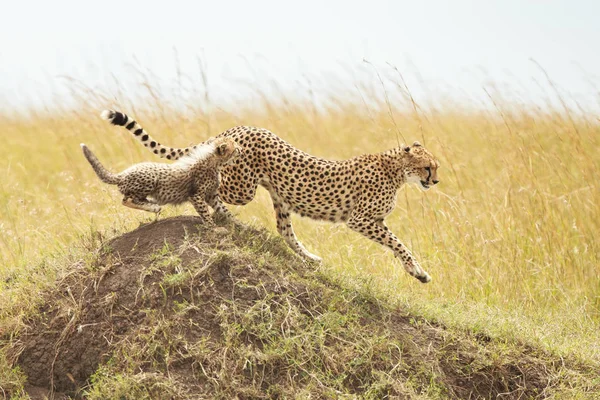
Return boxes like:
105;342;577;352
80;144;121;185
100;110;195;160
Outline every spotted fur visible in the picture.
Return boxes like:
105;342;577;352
81;136;239;224
102;110;440;283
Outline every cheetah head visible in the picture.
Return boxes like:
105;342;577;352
402;142;440;191
213;137;241;166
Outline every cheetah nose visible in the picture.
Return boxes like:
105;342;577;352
432;180;439;185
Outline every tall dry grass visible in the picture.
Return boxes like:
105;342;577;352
1;66;598;361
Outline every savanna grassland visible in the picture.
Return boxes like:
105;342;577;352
0;71;599;397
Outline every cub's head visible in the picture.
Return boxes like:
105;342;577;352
213;137;241;166
402;141;440;191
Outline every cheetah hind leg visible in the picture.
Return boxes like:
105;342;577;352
270;194;322;263
122;197;162;219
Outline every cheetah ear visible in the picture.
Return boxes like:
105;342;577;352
412;141;422;147
404;146;411;153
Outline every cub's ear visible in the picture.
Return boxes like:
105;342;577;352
412;141;422;147
217;143;229;156
404;146;411;153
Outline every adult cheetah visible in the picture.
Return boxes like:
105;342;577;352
81;135;239;225
101;110;440;283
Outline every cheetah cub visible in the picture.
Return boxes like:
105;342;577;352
80;137;239;225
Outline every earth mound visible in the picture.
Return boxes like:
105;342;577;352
12;217;577;399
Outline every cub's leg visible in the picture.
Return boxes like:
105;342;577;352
122;196;162;216
347;214;431;283
119;176;160;214
207;192;235;220
267;188;322;263
190;193;215;227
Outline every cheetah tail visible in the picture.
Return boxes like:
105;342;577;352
100;109;196;161
80;144;121;185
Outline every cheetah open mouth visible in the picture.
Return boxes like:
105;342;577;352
420;181;430;190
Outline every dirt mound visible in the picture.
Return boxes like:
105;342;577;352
12;217;586;399
17;217;211;393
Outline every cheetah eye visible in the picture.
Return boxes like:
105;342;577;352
425;167;431;172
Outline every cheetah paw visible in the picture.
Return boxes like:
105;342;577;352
416;272;432;284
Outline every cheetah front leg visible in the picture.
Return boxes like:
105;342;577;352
347;215;431;283
268;190;322;263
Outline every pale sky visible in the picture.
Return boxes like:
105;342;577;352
1;0;599;111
